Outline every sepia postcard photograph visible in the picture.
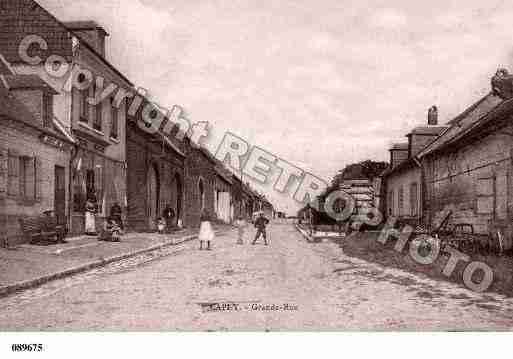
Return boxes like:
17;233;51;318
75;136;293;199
1;0;513;356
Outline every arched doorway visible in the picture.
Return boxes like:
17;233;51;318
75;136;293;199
148;163;160;229
174;173;183;224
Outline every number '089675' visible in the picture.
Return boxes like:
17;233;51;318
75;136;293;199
11;344;43;352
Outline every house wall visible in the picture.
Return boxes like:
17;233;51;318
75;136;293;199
183;144;216;229
73;46;128;162
409;134;438;157
384;166;422;225
13;64;73;130
214;175;232;223
66;44;131;235
126;122;185;231
11;31;131;236
424;123;513;235
0;119;71;246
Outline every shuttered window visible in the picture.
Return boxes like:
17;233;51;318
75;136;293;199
7;150;40;201
18;156;37;200
476;174;495;214
7;149;19;196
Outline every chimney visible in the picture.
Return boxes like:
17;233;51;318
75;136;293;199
403;105;447;157
427;105;438;125
389;143;409;168
64;21;109;58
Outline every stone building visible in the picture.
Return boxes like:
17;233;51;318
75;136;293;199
213;164;233;223
381;108;447;226
126;103;186;231
183;142;218;228
417;77;513;236
0;69;74;246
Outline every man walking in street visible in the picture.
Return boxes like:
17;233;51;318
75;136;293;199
252;212;270;245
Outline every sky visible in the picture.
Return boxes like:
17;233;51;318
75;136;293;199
40;0;513;214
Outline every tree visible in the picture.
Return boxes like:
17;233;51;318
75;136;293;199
330;160;388;188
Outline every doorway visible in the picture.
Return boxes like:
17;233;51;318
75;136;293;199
148;164;160;229
54;165;66;225
198;178;205;212
174;173;183;223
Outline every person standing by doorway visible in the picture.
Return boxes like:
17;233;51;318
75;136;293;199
198;209;214;250
252;212;269;245
85;193;98;235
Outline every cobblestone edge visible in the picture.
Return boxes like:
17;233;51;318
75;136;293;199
0;233;205;298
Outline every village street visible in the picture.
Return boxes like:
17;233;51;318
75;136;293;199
1;223;513;331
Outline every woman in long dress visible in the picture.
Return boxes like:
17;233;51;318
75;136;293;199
198;210;214;250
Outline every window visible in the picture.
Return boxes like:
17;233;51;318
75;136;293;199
93;83;102;132
410;182;418;217
7;151;39;200
7;151;19;196
110;98;118;139
476;175;495;214
19;156;36;199
79;89;89;122
43;94;53;128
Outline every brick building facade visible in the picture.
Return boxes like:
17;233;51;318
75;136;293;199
0;3;133;235
1;0;278;241
0;71;74;246
126;110;185;232
183;142;217;228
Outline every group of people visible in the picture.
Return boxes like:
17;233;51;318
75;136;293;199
83;193;271;248
84;193;124;241
198;211;270;250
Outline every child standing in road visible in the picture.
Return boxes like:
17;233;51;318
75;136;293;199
235;216;246;244
198;210;214;250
